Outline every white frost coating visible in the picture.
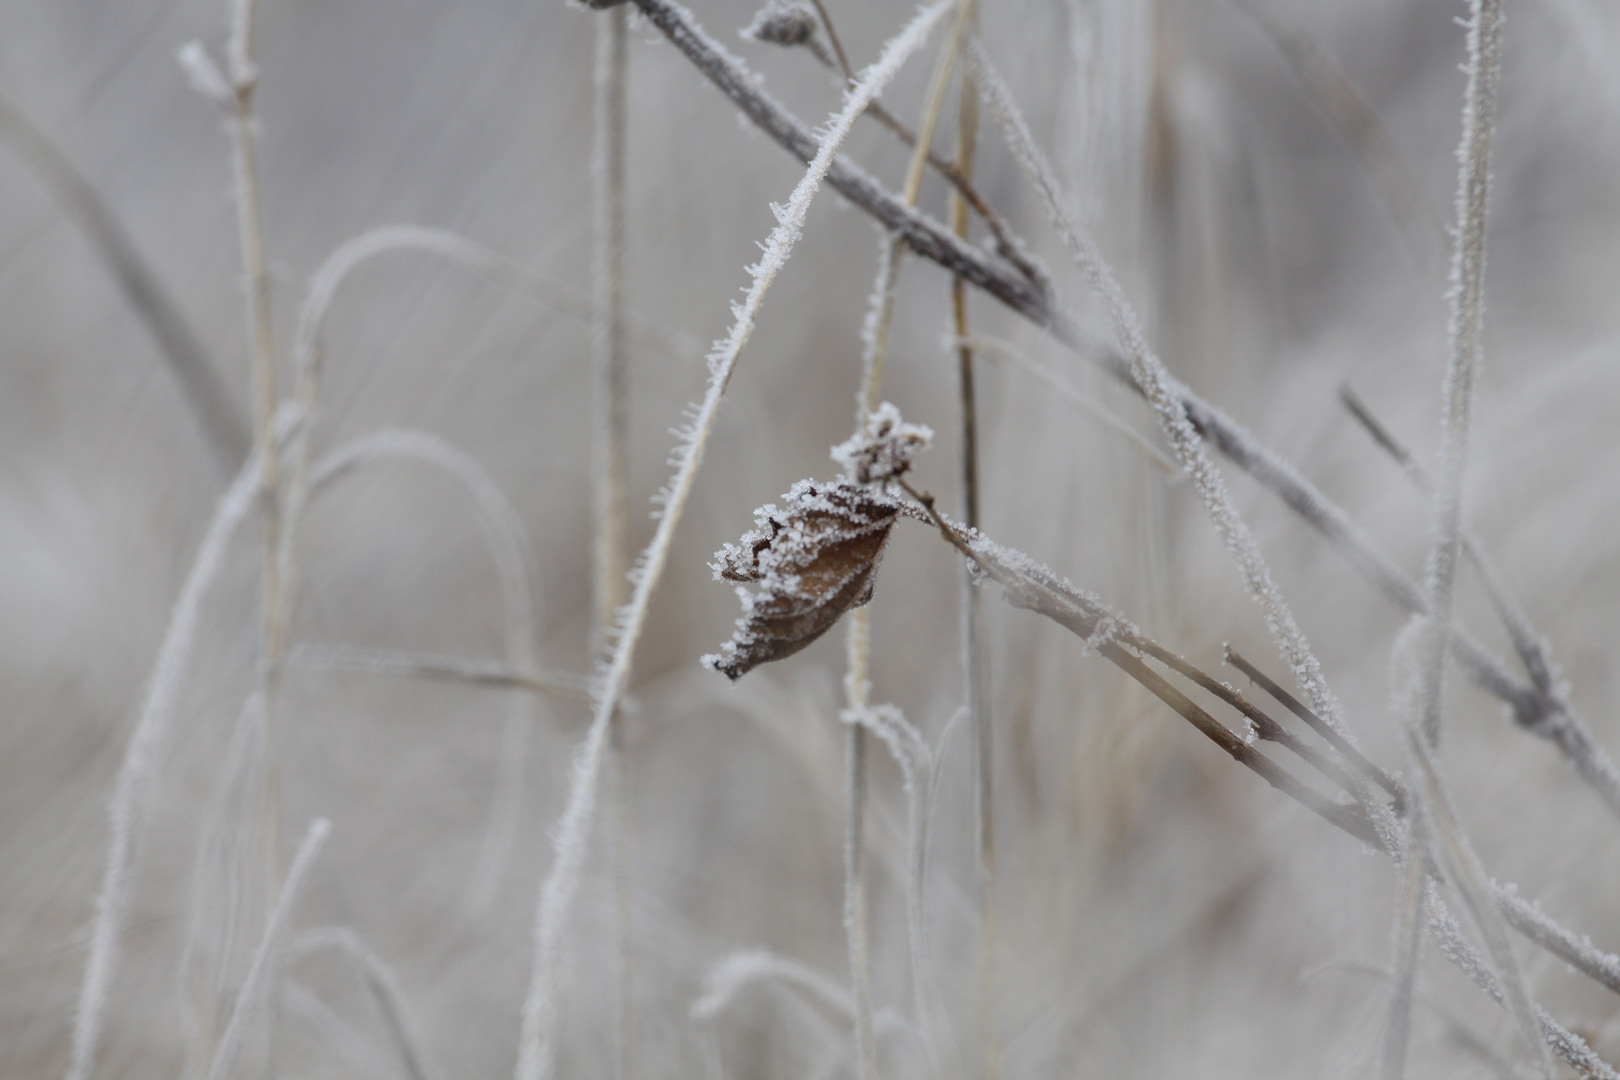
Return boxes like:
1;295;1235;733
67;452;264;1080
513;5;956;1079
966;40;1356;749
207;818;332;1080
309;429;540;913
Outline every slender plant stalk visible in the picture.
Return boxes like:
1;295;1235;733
1415;0;1503;748
66;453;265;1080
220;0;290;963
841;10;976;1074
591;9;638;1079
946;32;998;1080
513;8;956;1076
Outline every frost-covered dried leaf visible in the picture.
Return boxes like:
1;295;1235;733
705;480;902;680
831;401;933;485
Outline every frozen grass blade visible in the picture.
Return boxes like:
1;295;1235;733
513;6;955;1077
1415;0;1504;748
67;452;264;1080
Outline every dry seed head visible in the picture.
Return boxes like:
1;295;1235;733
831;401;933;485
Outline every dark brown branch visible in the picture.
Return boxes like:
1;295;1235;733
1224;645;1403;803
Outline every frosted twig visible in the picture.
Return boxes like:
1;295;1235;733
514;6;955;1078
207;818;332;1080
309;428;541;913
67;452;263;1080
961;334;1178;475
291;927;444;1080
0;92;247;469
629;0;1050;319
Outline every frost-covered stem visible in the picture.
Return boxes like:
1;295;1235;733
592;10;637;1079
207;819;331;1080
67;452;264;1080
514;7;955;1077
1419;0;1503;748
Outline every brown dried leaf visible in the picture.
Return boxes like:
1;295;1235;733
704;480;901;680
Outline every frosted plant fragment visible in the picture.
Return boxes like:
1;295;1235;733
705;480;902;680
706;403;933;679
